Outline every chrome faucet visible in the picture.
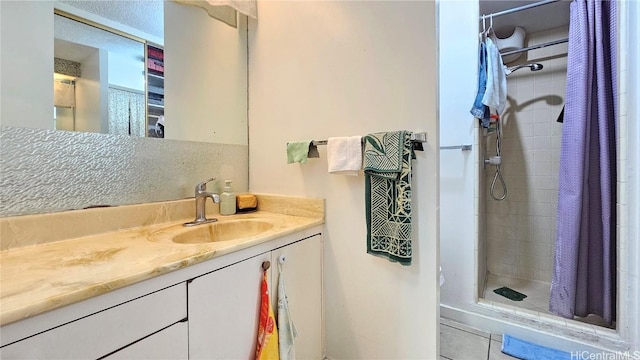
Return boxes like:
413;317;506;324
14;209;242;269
184;178;220;227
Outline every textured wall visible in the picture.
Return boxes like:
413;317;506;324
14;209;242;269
485;26;568;282
0;126;248;217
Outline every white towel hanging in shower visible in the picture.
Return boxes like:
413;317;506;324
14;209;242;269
482;37;507;114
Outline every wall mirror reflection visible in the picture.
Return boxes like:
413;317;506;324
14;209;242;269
54;12;155;137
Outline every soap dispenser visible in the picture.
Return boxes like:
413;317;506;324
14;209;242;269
220;180;236;215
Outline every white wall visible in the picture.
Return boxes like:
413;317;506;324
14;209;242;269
619;0;639;349
248;1;439;358
438;0;480;309
164;1;248;145
108;52;145;92
0;1;54;129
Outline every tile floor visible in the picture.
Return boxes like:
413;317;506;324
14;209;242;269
440;318;517;360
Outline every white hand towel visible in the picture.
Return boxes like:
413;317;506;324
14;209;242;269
327;136;362;176
278;261;297;360
481;37;507;114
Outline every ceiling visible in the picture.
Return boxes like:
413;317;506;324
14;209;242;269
479;0;570;38
54;1;161;68
54;13;144;63
59;0;164;39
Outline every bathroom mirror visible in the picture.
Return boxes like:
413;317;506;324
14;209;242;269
7;0;248;145
0;0;249;217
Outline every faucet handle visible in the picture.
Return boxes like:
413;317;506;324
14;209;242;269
196;178;216;191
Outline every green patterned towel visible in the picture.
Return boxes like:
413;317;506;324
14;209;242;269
364;131;413;265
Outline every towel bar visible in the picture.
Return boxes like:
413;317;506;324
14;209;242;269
312;132;427;146
440;144;472;151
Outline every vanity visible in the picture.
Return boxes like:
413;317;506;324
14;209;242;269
0;195;324;359
0;2;322;358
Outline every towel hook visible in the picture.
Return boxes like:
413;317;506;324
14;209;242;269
262;261;271;271
278;255;286;264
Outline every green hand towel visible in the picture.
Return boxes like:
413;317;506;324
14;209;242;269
364;131;414;265
287;141;317;164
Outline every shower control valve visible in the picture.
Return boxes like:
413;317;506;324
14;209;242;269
484;156;502;166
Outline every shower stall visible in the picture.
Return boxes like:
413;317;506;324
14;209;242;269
439;0;638;353
480;23;572;319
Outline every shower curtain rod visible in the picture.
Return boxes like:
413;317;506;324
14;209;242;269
479;0;561;20
500;37;569;56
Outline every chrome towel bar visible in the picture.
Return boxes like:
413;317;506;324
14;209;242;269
440;145;472;151
312;132;427;147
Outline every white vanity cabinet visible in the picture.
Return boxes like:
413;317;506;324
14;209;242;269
0;283;188;359
103;321;189;360
271;234;323;359
188;252;271;359
188;234;323;360
0;230;323;360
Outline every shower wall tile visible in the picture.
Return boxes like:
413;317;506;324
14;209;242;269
485;26;568;282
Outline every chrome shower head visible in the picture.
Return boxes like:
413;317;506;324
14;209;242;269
505;63;544;76
529;63;544;71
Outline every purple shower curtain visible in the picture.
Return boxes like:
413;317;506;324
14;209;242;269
549;0;617;325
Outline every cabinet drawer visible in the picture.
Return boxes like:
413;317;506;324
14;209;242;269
0;283;186;359
104;320;188;360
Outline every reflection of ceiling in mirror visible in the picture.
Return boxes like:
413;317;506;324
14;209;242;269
54;14;144;62
60;0;164;39
54;14;146;92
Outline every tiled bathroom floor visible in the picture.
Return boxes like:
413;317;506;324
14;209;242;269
440;318;516;360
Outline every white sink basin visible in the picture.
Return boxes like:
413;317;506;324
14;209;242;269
150;219;274;244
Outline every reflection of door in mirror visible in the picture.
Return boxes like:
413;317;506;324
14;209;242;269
53;70;77;131
54;13;146;136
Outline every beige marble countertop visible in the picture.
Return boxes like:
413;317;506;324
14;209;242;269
0;195;324;326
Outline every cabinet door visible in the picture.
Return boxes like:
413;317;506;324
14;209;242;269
104;321;188;360
188;253;272;360
272;235;323;359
